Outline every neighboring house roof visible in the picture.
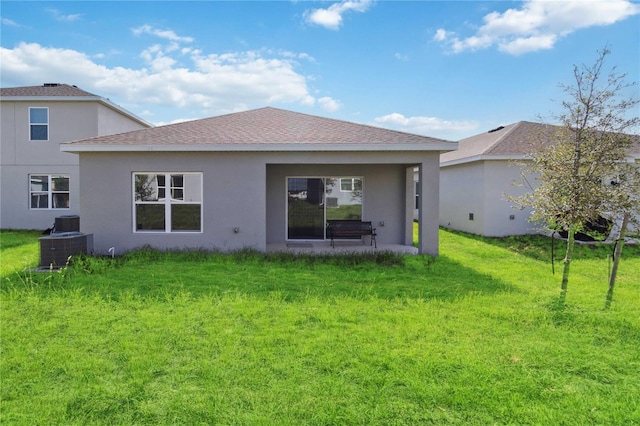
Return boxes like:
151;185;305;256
62;107;458;153
0;83;98;97
442;121;640;167
0;83;152;128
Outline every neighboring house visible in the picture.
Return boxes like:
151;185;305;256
439;121;640;237
1;83;152;230
61;107;457;255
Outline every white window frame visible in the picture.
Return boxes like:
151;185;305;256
29;107;49;141
29;174;70;210
340;178;356;192
132;172;203;233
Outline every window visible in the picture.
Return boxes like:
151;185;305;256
133;173;202;232
340;178;356;192
29;107;49;141
29;175;69;209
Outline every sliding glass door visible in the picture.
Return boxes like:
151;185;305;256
287;177;363;240
287;178;325;239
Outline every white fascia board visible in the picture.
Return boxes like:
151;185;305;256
61;142;458;153
440;154;528;167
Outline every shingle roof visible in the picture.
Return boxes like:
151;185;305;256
442;121;640;165
63;107;456;152
0;83;98;97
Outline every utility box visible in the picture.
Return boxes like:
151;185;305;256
39;232;93;268
54;215;80;233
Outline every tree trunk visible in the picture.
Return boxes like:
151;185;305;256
606;214;629;307
561;227;576;295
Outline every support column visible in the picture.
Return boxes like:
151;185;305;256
418;155;440;256
405;166;415;246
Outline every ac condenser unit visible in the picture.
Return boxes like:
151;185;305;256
39;233;93;268
54;215;80;233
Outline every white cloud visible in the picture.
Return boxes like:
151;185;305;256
318;97;342;112
46;8;83;22
1;18;19;26
0;42;327;119
132;25;194;43
435;0;639;55
433;29;449;42
374;113;478;136
304;0;372;30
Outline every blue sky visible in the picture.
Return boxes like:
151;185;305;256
1;0;638;140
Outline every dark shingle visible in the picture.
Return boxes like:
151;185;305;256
0;83;98;97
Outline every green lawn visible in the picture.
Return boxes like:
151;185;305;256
1;228;639;425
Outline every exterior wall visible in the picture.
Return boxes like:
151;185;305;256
1;101;90;229
79;150;440;255
417;155;441;256
0;100;148;229
79;152;267;254
97;104;149;135
0;165;80;230
439;162;486;235
439;160;540;237
482;160;539;236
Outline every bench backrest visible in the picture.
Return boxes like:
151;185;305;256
327;220;373;232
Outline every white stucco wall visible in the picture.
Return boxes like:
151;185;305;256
482;160;539;236
440;160;540;237
439;162;485;235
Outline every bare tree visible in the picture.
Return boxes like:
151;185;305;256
513;46;640;301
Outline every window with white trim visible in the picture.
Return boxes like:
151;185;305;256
133;173;202;232
340;178;357;192
29;107;49;141
29;175;69;209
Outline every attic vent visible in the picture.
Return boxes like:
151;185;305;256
43;83;61;87
488;126;505;133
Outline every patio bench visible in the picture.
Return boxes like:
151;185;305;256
326;220;377;249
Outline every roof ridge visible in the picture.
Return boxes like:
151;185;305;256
483;121;526;155
262;106;452;142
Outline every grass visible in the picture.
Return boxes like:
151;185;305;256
1;227;639;425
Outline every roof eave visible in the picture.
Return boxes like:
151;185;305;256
440;154;529;167
61;141;458;153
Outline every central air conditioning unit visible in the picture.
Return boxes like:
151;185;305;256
39;216;93;268
54;215;80;233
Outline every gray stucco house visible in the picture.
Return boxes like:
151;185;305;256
0;83;151;229
62;107;457;256
440;121;640;237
